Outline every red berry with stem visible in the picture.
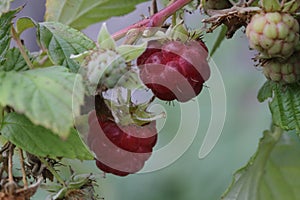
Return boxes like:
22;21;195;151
137;39;210;102
87;111;157;176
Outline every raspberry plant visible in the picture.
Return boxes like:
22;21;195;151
1;0;300;199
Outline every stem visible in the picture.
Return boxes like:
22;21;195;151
39;157;66;187
149;0;191;27
271;125;283;141
0;104;4;127
8;143;14;183
11;27;34;69
18;149;28;188
112;0;192;40
172;13;177;27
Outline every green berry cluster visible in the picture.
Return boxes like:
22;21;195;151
246;11;300;84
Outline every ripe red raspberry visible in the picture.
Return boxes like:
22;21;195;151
87;110;157;176
137;39;210;102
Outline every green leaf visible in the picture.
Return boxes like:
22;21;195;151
210;25;227;58
0;9;18;64
260;0;281;12
257;80;275;103
97;23;116;50
116;42;147;62
16;17;36;37
115;69;146;90
37;22;95;72
45;0;149;30
0;0;13;16
0;66;84;138
270;83;300;133
32;51;55;68
282;0;300;13
0;112;94;160
222;128;300;200
0;47;30;71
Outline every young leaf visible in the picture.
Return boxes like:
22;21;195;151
0;0;12;16
210;25;227;58
97;23;116;50
260;0;281;12
282;0;300;13
115;69;146;90
16;17;36;37
37;22;95;72
269;83;300;133
116;42;147;62
0;9;18;64
0;47;30;71
257;80;275;103
222;128;300;200
0;112;94;160
45;0;149;30
0;66;84;138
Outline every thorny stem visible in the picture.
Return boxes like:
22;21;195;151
39;157;66;187
112;0;192;40
11;27;34;69
19;149;28;188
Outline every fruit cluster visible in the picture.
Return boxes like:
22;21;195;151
84;25;211;176
137;39;210;102
246;11;300;84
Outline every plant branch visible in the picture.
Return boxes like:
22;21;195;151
112;0;192;40
19;149;28;188
39;157;66;187
5;143;17;195
11;27;34;69
8;143;14;183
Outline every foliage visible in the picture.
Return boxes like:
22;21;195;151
1;0;300;199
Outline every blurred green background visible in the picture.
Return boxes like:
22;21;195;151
11;0;271;199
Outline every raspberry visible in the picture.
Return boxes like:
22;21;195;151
262;51;300;83
87;110;157;176
137;39;210;102
246;12;299;58
82;49;127;91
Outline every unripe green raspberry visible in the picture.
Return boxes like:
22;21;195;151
246;12;299;58
83;49;127;91
262;51;300;83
